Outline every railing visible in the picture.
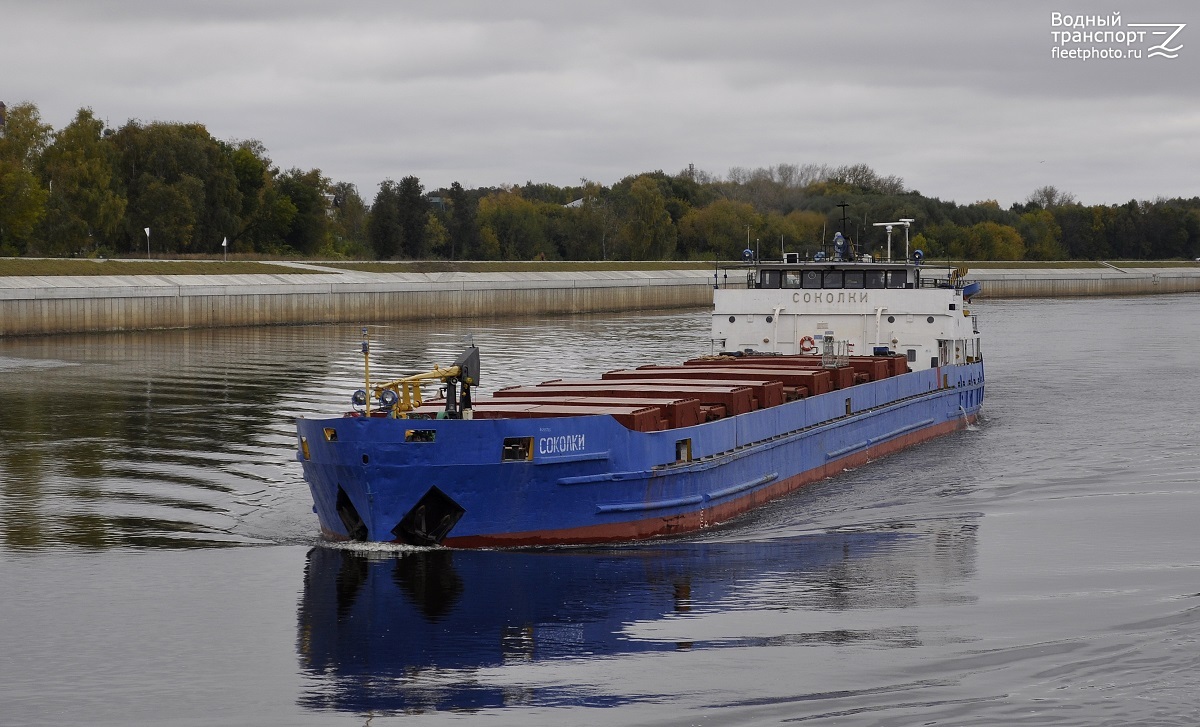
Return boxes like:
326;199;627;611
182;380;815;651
917;275;974;291
821;339;851;369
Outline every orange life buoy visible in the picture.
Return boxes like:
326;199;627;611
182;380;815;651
799;335;817;353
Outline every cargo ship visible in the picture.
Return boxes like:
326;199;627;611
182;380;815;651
295;240;984;547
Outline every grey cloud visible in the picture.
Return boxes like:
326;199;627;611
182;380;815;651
3;0;1197;206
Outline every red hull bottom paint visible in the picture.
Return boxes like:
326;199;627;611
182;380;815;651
438;414;976;549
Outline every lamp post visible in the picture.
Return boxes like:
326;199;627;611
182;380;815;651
144;227;150;259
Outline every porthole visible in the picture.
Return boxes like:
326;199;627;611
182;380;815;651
728;316;736;323
361;454;370;464
765;315;773;323
927;316;935;323
887;316;895;323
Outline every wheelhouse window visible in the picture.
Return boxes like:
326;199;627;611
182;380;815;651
758;270;782;289
864;270;886;288
843;271;865;289
822;271;843;288
886;270;908;288
783;271;803;288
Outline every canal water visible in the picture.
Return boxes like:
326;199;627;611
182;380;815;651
2;295;1199;726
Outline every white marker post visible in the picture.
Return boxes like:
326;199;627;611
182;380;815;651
144;227;150;259
222;236;228;262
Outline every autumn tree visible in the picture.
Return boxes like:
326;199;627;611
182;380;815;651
677;199;758;259
968;221;1025;260
424;212;449;258
477;189;548;260
1018;209;1066;260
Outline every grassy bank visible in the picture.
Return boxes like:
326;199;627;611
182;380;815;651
0;258;716;277
964;260;1199;269
322;260;716;273
2;257;1195;277
0;258;321;277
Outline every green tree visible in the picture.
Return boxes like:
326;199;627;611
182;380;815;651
326;181;369;258
554;190;611;260
275;167;330;256
1142;203;1196;259
244;186;298;254
396;176;428;258
109;121;241;254
528;179;618;260
922;222;969;260
445;181;480;260
619;175;676;259
139;175;205;253
368;180;402;259
228;141;269;239
0;101;52;253
37;108;126;255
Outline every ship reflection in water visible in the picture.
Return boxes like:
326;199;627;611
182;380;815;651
296;518;977;714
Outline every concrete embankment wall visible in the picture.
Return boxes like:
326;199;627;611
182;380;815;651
3;264;1199;337
969;267;1200;298
0;268;717;337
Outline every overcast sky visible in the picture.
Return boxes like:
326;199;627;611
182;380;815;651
4;0;1196;207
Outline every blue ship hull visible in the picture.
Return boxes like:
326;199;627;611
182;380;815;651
296;361;984;547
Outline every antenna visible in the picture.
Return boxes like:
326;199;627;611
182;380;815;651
898;218;914;260
836;201;850;236
872;219;914;262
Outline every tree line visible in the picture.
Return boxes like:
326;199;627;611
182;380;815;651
3;101;1199;262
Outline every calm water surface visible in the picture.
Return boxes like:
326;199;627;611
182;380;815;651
2;297;1199;726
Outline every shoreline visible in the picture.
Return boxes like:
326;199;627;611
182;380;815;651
0;268;715;337
1;265;1198;337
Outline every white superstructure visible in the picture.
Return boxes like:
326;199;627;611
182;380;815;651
711;260;981;371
